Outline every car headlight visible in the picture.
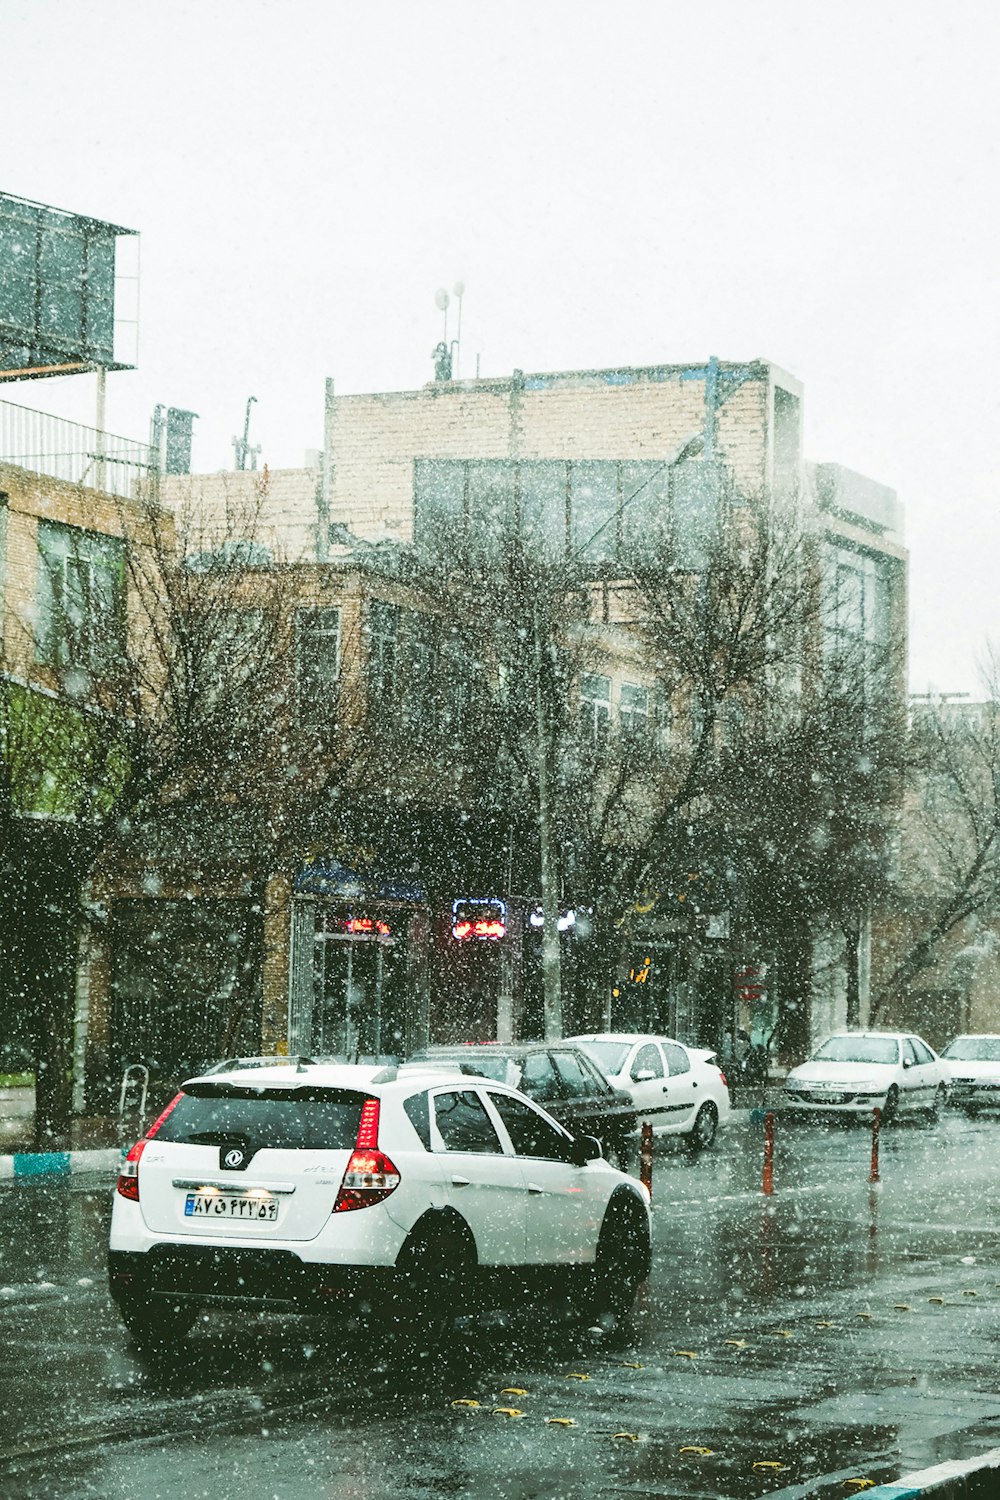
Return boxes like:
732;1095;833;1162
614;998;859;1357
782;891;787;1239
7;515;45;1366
853;1080;883;1093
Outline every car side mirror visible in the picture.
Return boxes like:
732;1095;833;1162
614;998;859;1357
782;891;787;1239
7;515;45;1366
632;1069;656;1083
570;1135;603;1167
902;1058;913;1069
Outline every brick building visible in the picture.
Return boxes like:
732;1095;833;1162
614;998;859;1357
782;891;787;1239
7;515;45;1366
161;357;909;1058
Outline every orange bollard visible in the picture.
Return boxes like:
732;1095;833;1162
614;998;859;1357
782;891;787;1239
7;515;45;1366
869;1106;881;1184
639;1122;654;1201
762;1110;775;1195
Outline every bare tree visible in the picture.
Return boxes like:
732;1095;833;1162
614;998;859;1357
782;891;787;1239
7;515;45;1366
871;668;1000;1023
0;476;378;1136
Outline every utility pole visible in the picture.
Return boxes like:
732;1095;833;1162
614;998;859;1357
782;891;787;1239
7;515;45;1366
533;594;562;1039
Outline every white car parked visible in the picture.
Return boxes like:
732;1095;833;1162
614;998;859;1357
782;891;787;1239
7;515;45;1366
108;1059;651;1349
783;1030;949;1120
940;1034;1000;1114
568;1033;731;1150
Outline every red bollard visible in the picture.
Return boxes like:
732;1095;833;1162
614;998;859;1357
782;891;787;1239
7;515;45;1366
762;1110;775;1195
869;1106;881;1184
639;1122;654;1201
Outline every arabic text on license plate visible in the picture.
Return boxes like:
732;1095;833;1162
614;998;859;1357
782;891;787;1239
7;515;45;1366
185;1194;278;1222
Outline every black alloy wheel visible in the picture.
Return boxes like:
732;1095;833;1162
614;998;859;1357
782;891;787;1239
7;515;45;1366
688;1101;718;1151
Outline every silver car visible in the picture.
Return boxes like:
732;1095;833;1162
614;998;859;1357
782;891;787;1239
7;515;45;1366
940;1034;1000;1114
783;1030;949;1121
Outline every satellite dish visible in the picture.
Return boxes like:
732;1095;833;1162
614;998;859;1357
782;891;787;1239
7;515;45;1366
435;288;450;310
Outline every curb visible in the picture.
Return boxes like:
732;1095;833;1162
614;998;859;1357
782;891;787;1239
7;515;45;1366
861;1446;1000;1498
0;1147;122;1180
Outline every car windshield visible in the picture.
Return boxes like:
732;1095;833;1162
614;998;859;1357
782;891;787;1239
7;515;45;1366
577;1040;632;1074
154;1084;367;1150
941;1037;1000;1062
812;1036;899;1065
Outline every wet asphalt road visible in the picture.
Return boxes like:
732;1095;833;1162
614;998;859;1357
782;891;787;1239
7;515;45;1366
1;1108;999;1500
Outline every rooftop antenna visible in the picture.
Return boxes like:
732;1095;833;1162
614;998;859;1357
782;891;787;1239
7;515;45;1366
233;395;260;470
433;289;451;381
432;283;465;380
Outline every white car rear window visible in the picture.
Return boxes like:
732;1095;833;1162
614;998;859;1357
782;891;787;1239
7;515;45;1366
153;1084;368;1150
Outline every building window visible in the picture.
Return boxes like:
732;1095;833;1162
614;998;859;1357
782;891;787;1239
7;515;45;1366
619;681;649;740
652;691;674;750
296;607;340;728
579;672;611;745
439;629;473;737
36;519;124;674
402;611;436;732
367;599;398;706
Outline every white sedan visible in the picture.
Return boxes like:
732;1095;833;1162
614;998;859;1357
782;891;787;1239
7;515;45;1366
940;1034;1000;1113
783;1030;949;1120
568;1033;731;1150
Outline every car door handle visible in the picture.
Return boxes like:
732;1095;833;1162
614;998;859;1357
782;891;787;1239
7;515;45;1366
527;1182;544;1194
450;1175;471;1187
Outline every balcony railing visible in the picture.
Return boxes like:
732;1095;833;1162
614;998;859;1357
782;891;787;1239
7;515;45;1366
0;398;154;499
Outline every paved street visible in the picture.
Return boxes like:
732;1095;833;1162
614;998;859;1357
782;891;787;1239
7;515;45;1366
1;1109;999;1499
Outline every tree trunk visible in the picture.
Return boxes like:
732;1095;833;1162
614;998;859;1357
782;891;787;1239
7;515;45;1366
844;915;862;1029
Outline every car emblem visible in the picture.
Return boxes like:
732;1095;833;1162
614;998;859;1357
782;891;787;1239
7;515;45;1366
223;1148;246;1170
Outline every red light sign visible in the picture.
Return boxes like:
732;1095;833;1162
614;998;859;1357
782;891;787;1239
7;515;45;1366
345;917;391;936
452;898;506;942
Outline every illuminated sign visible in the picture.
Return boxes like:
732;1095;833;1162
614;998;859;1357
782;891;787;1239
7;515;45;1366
452;898;506;942
528;907;577;931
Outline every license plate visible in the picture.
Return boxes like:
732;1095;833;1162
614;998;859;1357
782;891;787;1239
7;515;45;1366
184;1193;278;1222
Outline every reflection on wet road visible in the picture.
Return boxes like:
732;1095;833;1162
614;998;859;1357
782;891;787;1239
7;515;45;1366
2;1110;999;1498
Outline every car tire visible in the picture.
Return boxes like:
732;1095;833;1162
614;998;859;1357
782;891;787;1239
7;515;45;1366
391;1218;474;1358
687;1102;718;1152
883;1084;900;1123
114;1294;196;1347
587;1193;650;1322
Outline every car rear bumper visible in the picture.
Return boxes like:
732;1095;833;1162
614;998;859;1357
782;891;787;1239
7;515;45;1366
108;1246;397;1313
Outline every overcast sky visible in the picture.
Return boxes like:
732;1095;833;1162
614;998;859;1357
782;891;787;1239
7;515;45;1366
6;1;1000;693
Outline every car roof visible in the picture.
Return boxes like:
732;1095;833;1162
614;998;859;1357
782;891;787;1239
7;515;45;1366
571;1032;680;1044
181;1061;494;1095
413;1041;581;1055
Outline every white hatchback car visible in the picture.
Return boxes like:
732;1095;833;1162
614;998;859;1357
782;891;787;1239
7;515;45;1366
940;1034;1000;1113
108;1060;651;1348
783;1031;949;1120
568;1033;731;1150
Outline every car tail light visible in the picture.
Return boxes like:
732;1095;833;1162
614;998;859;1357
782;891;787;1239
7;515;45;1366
718;1069;728;1088
116;1137;147;1201
115;1091;184;1202
333;1096;400;1212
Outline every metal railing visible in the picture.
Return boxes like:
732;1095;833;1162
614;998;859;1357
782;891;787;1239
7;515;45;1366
0;399;154;499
